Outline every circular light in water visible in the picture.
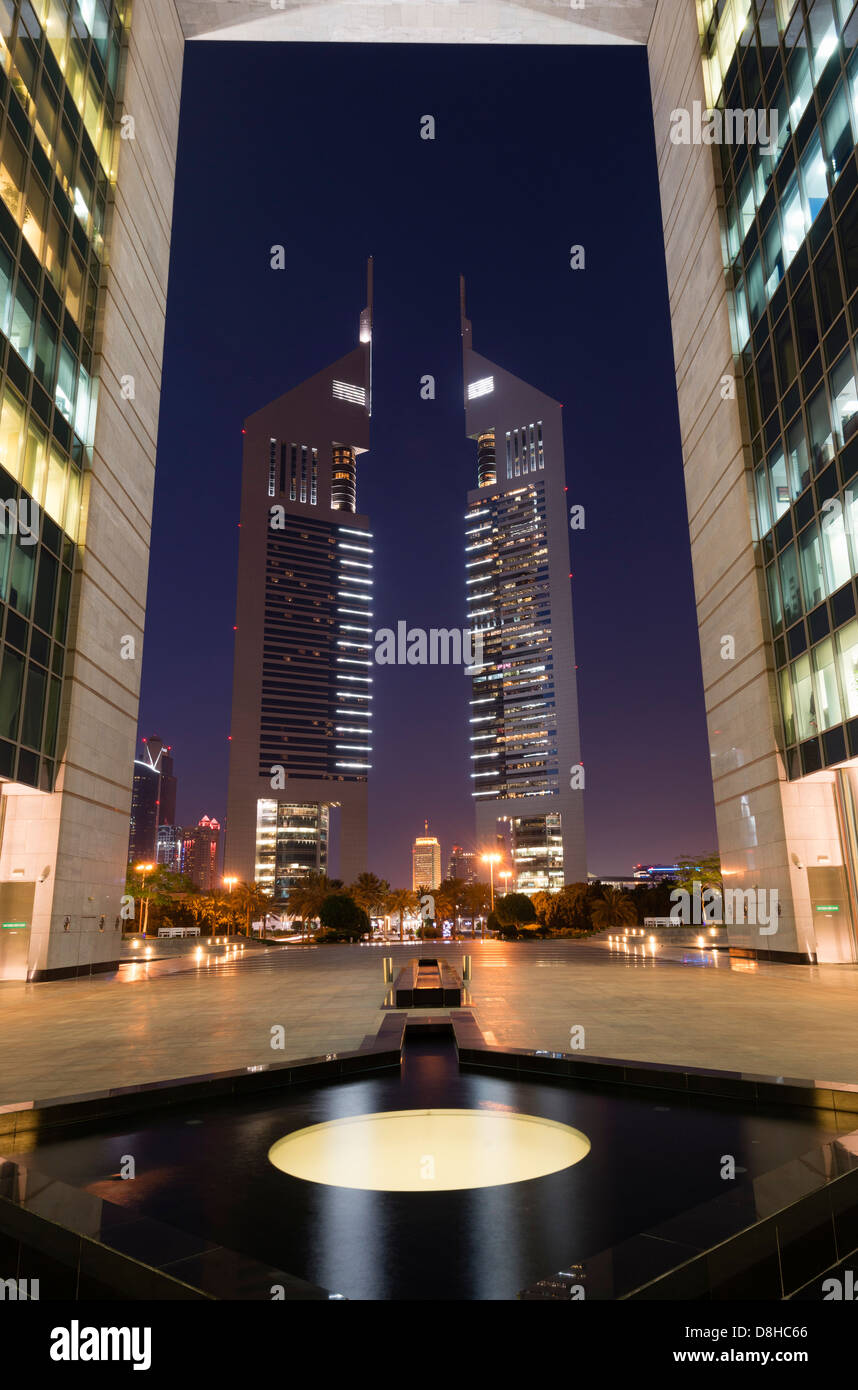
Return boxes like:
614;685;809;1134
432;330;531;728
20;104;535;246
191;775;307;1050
268;1109;590;1191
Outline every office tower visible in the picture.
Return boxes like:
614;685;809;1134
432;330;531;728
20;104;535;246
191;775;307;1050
156;815;220;890
460;280;586;895
178;815;220;891
412;822;441;890
225;265;373;900
447;844;478;882
0;0;169;982
127;735;175;864
654;0;858;963
156;823;180;874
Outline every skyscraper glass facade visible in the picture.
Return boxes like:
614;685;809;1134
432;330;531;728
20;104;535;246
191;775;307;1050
0;0;122;791
702;0;858;774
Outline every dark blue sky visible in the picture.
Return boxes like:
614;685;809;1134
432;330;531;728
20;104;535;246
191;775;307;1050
138;40;718;886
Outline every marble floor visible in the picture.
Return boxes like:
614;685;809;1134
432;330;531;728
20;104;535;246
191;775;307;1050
1;938;858;1104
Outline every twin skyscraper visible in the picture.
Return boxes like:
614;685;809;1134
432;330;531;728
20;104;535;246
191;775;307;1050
225;263;586;899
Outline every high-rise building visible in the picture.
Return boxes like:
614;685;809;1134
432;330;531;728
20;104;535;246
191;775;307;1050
413;822;441;891
660;0;858;963
460;280;586;895
225;265;373;900
447;845;478;882
156;815;220;890
178;815;220;892
127;736;175;865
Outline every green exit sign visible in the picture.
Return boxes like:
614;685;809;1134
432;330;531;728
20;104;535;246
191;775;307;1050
1;921;25;928
815;905;840;912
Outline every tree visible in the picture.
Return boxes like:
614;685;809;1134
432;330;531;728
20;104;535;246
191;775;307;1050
350;872;391;936
534;882;593;934
286;872;338;940
675;854;723;909
387;888;415;942
494;892;536;925
590;886;638;931
462;880;490;930
318;893;370;942
232;881;273;937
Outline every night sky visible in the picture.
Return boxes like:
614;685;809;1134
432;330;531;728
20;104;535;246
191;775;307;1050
137;40;718;887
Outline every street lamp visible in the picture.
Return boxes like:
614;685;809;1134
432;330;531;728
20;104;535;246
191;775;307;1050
223;876;238;938
134;863;154;935
500;870;512;894
481;853;501;940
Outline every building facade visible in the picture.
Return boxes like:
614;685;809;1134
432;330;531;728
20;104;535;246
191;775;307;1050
412;824;441;890
225;266;373;900
460;280;587;895
127;734;174;864
447;844;478;882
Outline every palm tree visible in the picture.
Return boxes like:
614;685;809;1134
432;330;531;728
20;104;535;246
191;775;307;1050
233;881;272;937
286;872;336;940
387;888;415;942
590;886;638;931
350;872;391;938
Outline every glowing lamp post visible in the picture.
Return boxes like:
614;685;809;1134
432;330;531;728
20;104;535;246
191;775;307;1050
223;876;238;938
481;853;501;940
135;863;154;935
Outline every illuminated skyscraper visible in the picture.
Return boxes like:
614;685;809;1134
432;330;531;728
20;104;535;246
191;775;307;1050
460;279;586;894
225;264;373;899
127;735;176;865
412;822;442;891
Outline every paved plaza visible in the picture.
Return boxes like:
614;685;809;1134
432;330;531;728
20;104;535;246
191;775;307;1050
2;938;858;1105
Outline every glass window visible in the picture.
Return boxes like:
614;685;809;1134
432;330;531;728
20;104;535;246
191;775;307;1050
823;83;853;181
781;171;807;267
792;652;817;738
9;533;35;615
767;562;783;634
787;43;813;126
763;213;784;297
44;207;66;292
768;445;791;519
34;313;57;391
809;0;839;80
64;247;84;325
20;663;45;749
44;448;65;526
738;162;756;237
836;619;858;718
786;415;811;494
35;78;59;158
0;647;23;741
45;675;60;757
755;463;772;534
21;419;46;502
0;129;25;223
83;71;101;151
830;350;858;444
0;241;12;337
33;547;56;633
807;382;835;470
780;542;803;626
820;497;852;590
800;134;829;227
64;465;81;542
21;175;46;260
733;278;751;350
799;521;826;608
74;364;91;444
773;310;797;391
747;249;766;324
66;37;85;108
812;637;842;730
55;342;75;421
0;387;24;482
9;278;35;368
779;665;796;744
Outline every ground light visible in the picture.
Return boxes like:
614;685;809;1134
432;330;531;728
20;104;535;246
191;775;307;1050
268;1108;590;1192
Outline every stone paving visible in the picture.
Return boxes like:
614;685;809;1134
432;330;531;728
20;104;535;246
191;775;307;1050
1;938;858;1104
